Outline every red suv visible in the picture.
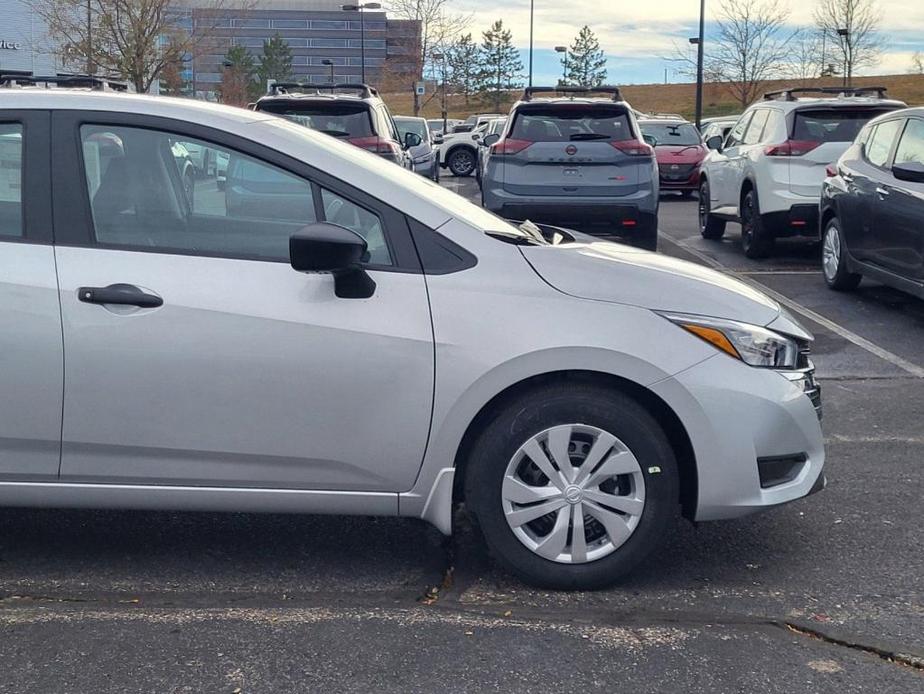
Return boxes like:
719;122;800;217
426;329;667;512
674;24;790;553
638;117;707;197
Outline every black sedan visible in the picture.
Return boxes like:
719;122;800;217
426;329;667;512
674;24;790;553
820;107;924;294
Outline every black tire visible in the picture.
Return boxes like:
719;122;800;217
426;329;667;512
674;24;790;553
699;180;726;240
464;382;680;590
822;217;862;291
631;220;658;252
447;147;476;177
680;189;695;199
740;188;774;259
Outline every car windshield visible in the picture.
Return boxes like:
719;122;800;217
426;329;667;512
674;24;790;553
640;122;701;146
395;118;428;141
510;106;631;142
257;102;374;139
792;108;897;143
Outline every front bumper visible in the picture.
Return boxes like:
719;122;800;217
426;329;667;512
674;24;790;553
650;353;825;521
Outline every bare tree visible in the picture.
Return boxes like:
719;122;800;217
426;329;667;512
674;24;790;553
813;0;883;84
30;0;229;93
703;0;796;108
911;51;924;75
785;30;825;82
387;0;470;114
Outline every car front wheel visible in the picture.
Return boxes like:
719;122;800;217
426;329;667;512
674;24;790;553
464;383;679;590
822;217;862;291
447;148;476;177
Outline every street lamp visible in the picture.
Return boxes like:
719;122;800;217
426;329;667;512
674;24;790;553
321;58;335;84
554;45;567;85
528;0;535;87
341;3;381;85
837;27;850;87
432;51;448;132
692;0;705;131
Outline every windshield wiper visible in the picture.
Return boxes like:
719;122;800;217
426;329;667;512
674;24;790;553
319;129;351;138
569;133;610;141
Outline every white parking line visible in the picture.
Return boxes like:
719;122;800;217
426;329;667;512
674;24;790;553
660;234;924;379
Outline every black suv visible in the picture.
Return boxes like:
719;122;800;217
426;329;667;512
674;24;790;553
820;107;924;296
253;83;419;168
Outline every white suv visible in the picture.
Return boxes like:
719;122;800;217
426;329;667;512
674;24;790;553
699;87;905;258
440;114;506;176
0;80;825;590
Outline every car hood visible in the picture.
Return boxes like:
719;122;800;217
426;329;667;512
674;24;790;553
655;145;706;165
520;237;783;326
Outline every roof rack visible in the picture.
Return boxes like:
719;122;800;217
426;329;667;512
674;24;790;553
523;86;623;102
0;73;131;92
641;112;687;120
763;86;888;101
268;81;378;98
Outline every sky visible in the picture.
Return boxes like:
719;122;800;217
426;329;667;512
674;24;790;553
449;0;924;86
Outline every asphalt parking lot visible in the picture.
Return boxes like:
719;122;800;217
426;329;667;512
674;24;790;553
2;179;923;693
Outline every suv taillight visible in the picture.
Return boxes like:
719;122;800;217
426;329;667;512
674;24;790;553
610;139;654;157
765;140;820;157
490;138;533;155
825;164;838;178
349;136;401;156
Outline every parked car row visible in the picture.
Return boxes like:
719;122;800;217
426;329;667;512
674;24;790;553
0;74;826;590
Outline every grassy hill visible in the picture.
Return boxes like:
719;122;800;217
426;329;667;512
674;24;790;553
382;74;924;120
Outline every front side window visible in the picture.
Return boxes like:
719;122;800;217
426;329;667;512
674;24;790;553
320;188;390;265
80;125;318;261
726;112;753;147
0;124;23;238
894;119;924;166
865;120;902;168
742;110;770;145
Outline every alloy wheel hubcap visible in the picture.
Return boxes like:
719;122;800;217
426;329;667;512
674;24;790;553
501;424;646;564
823;226;841;280
453;151;474;173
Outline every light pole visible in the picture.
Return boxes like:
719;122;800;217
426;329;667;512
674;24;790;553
321;58;335;84
528;0;534;87
837;27;850;87
432;51;448;132
341;3;381;84
555;45;567;85
693;0;705;131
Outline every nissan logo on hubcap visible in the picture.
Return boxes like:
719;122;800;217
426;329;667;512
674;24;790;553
565;145;577;156
564;485;583;504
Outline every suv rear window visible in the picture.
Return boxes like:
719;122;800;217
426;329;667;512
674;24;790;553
257;102;374;139
510;106;631;142
792;109;896;144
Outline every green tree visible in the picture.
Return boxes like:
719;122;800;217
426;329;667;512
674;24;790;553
258;33;293;89
446;33;480;104
219;44;260;107
475;20;523;111
561;26;607;87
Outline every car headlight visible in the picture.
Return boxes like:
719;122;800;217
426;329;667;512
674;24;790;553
659;312;798;369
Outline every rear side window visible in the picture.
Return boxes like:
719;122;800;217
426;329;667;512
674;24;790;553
510;106;631;142
894;119;924;166
865;120;902;168
742;110;770;145
793;109;894;144
0;124;23;238
257;102;374;139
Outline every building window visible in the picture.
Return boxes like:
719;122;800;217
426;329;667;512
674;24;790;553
233;19;270;29
310;38;348;48
310;20;348;30
349;39;385;49
272;20;309;29
350;21;386;31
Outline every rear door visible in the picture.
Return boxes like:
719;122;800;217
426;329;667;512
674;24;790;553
788;107;900;199
499;104;642;198
871;117;924;278
0;111;62;481
849;118;903;262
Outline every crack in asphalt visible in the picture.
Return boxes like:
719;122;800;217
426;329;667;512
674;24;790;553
784;622;924;672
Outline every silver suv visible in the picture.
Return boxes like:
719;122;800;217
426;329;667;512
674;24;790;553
481;87;659;250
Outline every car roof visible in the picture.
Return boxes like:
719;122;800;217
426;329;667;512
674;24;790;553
866;106;924;126
256;93;376;106
394;115;425;122
755;96;906;111
638;118;689;126
512;97;627;107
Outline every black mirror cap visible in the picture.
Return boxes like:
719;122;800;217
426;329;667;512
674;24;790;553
642;134;658;147
706;135;723;151
290;224;375;299
893;161;924;184
482;133;500;147
404;132;423;149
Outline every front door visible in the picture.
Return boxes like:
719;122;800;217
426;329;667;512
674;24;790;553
52;113;434;492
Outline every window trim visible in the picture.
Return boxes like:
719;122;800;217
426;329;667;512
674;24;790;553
725;111;753;149
51;110;421;273
893;117;924;169
863;118;905;171
0;110;52;245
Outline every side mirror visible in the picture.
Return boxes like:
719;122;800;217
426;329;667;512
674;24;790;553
289;223;376;299
892;161;924;184
482;133;500;147
433;133;444;145
706;135;724;151
642;134;658;147
403;132;422;149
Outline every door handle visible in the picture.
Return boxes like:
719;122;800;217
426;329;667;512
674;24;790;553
876;187;891;197
78;283;163;308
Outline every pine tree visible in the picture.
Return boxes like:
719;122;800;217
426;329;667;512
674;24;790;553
447;33;480;104
258;33;294;89
562;26;607;87
475;20;523;111
219;44;260;107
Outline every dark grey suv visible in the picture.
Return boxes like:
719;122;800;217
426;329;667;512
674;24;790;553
480;87;659;250
253;83;419;168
